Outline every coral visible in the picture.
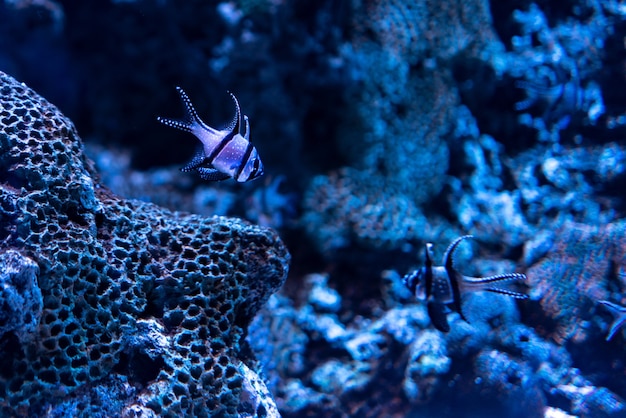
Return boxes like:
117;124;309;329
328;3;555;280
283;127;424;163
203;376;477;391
353;0;501;64
496;2;610;141
86;143;237;217
39;374;140;418
244;175;297;229
247;294;308;395
0;70;289;416
248;265;626;417
403;330;450;403
473;349;546;417
444;292;520;358
0;250;42;343
89;145;297;231
336;63;455;207
249;271;415;417
302;167;454;252
300;0;540;255
302;0;506;253
305;273;341;313
310;359;371;395
515;143;625;228
449;132;536;247
238;361;281;418
449;114;625;250
526;221;626;344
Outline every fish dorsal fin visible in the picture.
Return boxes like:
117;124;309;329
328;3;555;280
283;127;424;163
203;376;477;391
443;235;473;323
227;91;242;134
424;243;434;300
443;235;473;271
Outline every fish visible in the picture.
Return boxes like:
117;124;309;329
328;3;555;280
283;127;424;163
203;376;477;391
598;300;626;341
514;64;583;129
157;87;264;182
403;235;528;332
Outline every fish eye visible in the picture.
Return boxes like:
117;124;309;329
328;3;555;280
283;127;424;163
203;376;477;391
249;158;262;178
403;270;419;294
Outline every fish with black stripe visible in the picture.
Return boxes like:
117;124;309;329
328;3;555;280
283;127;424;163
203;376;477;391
158;87;264;182
403;235;528;332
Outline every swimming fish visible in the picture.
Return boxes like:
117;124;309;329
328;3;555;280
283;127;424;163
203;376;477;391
402;235;528;332
157;87;264;182
598;300;626;341
514;64;583;129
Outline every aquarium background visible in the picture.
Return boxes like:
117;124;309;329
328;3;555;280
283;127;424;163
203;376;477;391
1;0;626;417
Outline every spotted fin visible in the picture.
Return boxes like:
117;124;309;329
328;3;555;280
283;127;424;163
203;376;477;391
180;149;207;172
196;167;231;182
158;87;216;133
463;272;529;300
227;91;243;134
483;287;528;299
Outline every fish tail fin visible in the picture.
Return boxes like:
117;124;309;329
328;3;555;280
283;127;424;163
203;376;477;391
463;273;528;297
465;272;527;285
484;287;529;299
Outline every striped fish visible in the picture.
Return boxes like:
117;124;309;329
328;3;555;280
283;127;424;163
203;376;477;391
158;87;264;182
403;235;528;332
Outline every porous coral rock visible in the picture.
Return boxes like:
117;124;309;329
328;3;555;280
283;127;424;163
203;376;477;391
302;167;450;253
0;70;289;417
403;330;450;403
0;250;42;343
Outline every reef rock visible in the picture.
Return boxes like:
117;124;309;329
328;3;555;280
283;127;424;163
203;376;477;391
0;71;289;417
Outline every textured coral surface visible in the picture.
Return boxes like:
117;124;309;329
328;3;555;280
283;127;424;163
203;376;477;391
3;1;626;417
527;221;626;344
0;70;289;417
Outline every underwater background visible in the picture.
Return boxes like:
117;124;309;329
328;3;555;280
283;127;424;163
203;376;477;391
1;0;626;417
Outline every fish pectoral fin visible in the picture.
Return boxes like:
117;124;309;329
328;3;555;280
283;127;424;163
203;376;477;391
196;167;230;181
427;302;451;333
180;149;207;172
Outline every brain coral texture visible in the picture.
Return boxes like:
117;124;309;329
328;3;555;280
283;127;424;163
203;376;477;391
0;71;289;417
